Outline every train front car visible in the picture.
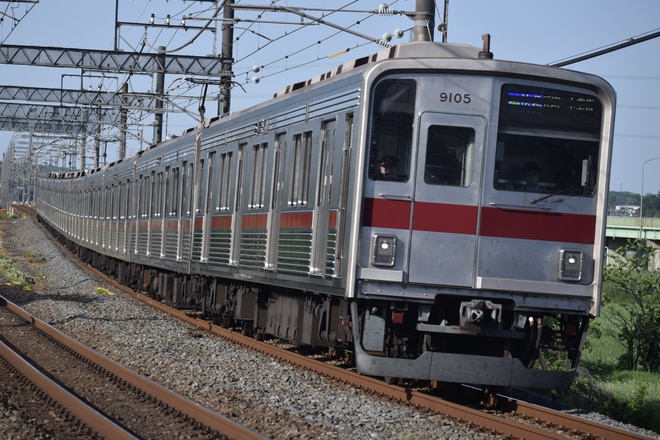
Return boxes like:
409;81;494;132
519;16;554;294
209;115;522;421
351;42;615;389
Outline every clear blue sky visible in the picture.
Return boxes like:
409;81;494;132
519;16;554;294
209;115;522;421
1;0;658;194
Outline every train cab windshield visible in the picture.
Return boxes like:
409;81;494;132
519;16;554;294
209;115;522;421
493;84;603;196
424;125;472;187
368;79;415;182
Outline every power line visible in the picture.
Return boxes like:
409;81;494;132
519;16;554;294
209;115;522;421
549;28;660;67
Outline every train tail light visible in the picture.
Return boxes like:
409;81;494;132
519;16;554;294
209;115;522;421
372;234;397;267
391;309;405;324
559;249;583;281
563;322;578;337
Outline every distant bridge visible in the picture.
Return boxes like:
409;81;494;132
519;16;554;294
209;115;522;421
606;216;660;241
606;216;660;269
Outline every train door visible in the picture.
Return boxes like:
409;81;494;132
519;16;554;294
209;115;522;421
160;168;169;258
178;161;193;261
134;175;143;254
200;151;216;263
229;144;246;266
407;113;484;286
310;119;336;276
266;133;286;270
146;171;154;256
122;180;130;254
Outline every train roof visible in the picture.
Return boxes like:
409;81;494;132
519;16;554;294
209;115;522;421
272;40;487;99
42;37;613;182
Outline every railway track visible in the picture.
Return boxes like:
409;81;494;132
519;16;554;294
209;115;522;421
0;335;102;439
64;240;654;440
144;297;657;440
7;205;657;439
0;296;265;440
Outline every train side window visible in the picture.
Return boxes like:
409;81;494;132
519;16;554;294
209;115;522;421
114;183;121;220
155;171;163;217
170;167;179;216
218;152;233;211
138;175;146;218
234;144;246;214
368;79;415;182
196;159;205;214
289;132;312;206
141;175;149;219
250;143;268;209
123;181;130;220
149;171;156;218
205;152;215;215
105;185;112;220
424;125;473;187
182;161;193;216
180;163;188;216
271;133;286;210
163;167;171;217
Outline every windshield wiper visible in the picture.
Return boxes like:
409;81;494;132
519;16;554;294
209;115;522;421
530;192;564;204
530;187;589;205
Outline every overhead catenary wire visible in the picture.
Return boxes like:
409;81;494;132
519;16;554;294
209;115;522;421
549;28;660;67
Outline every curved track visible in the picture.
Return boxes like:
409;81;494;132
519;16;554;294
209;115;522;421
12;205;656;440
0;294;265;440
85;259;655;440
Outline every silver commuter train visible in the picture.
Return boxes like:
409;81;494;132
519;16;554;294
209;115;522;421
36;39;616;389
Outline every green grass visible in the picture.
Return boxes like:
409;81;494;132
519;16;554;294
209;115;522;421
0;256;35;290
582;307;625;375
560;304;660;434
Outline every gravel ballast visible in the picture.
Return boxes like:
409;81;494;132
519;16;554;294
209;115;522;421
1;214;658;440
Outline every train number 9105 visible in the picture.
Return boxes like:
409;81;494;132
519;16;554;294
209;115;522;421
439;92;471;104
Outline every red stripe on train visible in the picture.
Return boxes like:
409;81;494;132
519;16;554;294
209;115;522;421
362;198;596;244
362;198;411;230
480;206;595;244
185;210;326;231
211;216;232;229
280;211;313;228
413;202;478;234
242;213;268;229
165;219;178;232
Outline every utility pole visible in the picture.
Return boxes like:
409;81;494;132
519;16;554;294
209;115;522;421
220;0;235;115
80;110;88;170
153;46;166;145
95;106;101;168
120;82;128;160
412;0;435;42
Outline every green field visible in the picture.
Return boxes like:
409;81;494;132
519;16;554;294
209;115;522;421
559;297;660;434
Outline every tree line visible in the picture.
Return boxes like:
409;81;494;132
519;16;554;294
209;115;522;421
602;241;660;372
609;190;660;217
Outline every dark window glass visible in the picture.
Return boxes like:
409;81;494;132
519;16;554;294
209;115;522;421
368;79;416;182
494;84;602;196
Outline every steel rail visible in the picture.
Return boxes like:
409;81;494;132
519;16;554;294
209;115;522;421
1;295;267;440
0;332;138;439
26;204;656;440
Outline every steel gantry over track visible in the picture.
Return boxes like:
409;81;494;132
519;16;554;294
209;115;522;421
0;43;231;168
0;85;160;136
0;44;229;76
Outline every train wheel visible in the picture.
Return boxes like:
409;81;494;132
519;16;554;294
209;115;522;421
241;321;254;337
384;376;403;385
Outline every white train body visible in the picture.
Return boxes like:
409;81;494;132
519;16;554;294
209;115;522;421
37;41;615;389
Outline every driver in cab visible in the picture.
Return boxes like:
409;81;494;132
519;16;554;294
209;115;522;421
375;156;399;181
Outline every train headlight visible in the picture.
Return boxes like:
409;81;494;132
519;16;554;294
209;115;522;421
372;234;397;267
559;249;583;281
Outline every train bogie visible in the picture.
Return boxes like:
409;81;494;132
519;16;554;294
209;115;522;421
36;39;615;390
